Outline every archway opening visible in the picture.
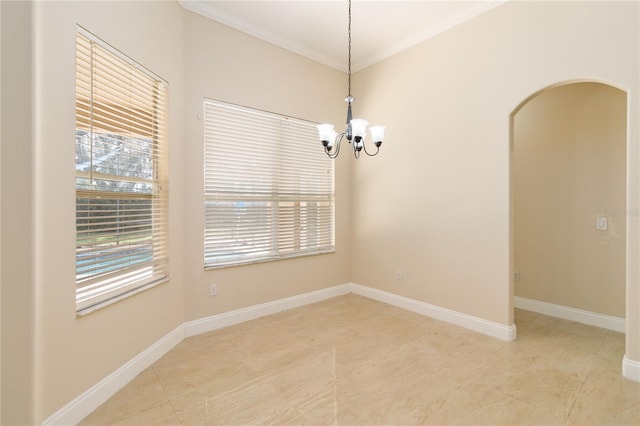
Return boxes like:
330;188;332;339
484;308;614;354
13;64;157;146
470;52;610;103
510;81;627;358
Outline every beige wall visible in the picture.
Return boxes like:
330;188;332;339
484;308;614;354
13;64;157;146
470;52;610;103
351;0;639;355
1;1;35;423
1;0;639;423
181;11;351;322
514;83;626;318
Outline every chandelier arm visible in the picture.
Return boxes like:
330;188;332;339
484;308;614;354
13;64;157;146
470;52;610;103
361;139;380;157
335;133;345;157
324;144;339;159
325;133;345;159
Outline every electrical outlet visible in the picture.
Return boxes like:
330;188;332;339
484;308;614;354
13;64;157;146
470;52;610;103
210;284;218;296
396;270;404;280
514;271;520;281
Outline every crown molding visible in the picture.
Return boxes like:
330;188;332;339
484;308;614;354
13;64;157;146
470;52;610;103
178;0;507;73
178;0;347;72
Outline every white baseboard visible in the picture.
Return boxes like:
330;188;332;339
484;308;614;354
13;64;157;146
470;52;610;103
623;356;640;382
514;296;625;333
42;325;184;426
184;284;352;337
350;283;517;341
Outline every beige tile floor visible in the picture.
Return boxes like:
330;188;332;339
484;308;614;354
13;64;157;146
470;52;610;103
80;294;639;425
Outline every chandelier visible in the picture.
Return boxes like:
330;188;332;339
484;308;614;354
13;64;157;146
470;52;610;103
316;0;386;159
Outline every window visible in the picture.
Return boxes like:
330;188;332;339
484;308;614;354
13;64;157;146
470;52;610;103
203;100;335;268
75;28;169;313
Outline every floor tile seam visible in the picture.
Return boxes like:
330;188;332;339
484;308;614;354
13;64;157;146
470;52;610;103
563;396;640;425
577;331;612;387
579;348;602;386
82;407;132;426
97;410;134;426
151;364;185;425
405;394;449;424
614;403;640;418
467;341;509;374
507;385;579;421
561;368;588;425
104;400;183;426
596;329;621;357
86;380;173;426
417;377;491;418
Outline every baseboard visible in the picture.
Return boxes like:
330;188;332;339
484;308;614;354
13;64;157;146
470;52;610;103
514;296;625;333
184;284;352;337
623;356;640;382
349;283;517;341
42;325;184;426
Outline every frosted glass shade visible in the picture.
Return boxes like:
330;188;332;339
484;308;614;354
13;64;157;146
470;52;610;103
317;124;335;142
369;125;386;143
327;130;338;149
350;119;369;138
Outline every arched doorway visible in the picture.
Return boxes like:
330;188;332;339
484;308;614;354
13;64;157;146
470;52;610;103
510;81;627;364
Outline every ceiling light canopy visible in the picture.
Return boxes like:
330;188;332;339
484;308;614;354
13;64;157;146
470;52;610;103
317;0;385;159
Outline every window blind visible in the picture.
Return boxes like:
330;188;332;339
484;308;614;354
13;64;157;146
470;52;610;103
75;28;169;313
203;100;335;268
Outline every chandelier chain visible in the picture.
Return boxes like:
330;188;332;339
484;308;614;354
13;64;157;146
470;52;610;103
347;0;352;98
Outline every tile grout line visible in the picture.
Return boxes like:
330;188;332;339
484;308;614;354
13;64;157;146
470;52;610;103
151;364;184;425
562;329;609;425
333;345;338;426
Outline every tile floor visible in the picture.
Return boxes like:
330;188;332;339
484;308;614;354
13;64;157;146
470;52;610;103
80;294;639;425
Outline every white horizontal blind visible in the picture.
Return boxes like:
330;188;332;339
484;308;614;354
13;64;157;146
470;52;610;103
75;28;169;313
204;100;335;268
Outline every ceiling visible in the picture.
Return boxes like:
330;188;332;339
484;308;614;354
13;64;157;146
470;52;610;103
179;0;507;72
